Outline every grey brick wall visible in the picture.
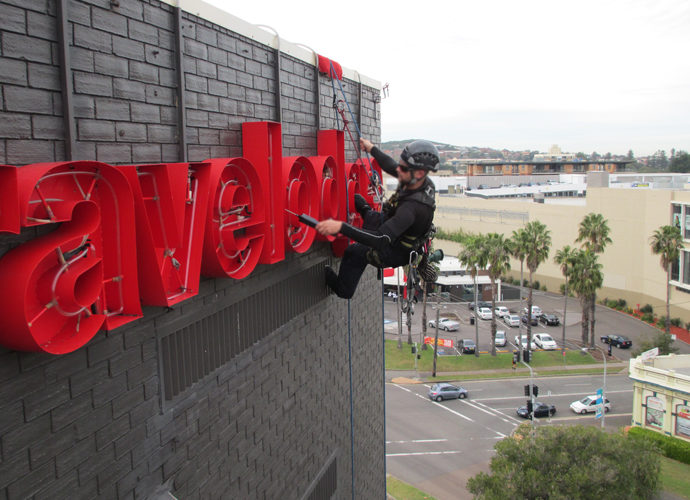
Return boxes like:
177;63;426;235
0;0;384;498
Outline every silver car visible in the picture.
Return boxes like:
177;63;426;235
428;382;468;402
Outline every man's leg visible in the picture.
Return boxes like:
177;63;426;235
325;243;369;299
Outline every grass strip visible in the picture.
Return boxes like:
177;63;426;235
660;456;690;499
385;339;599;371
386;475;437;500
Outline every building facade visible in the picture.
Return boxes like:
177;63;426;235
0;1;385;498
629;353;690;442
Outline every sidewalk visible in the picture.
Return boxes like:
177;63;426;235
387;361;628;384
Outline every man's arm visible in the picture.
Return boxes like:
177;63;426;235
360;138;397;176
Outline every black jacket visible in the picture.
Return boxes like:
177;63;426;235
339;147;436;252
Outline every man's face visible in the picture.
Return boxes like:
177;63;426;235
397;161;414;184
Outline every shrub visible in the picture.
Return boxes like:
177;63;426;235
532;280;540;290
670;317;682;327
641;312;655;323
641;304;654;314
628;427;690;465
541;285;547;292
606;299;618;309
686;321;690;331
625;307;633;314
617;298;627;309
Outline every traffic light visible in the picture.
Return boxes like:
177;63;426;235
515;349;521;363
533;385;539;397
524;384;530;396
524;349;531;363
411;345;417;354
527;400;533;416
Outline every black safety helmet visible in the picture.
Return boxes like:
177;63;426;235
400;140;440;172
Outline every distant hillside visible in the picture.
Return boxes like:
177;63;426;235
381;140;537;163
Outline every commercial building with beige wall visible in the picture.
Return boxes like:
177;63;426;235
629;354;690;441
434;186;690;323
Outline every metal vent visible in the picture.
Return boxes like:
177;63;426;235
302;451;337;500
161;262;328;400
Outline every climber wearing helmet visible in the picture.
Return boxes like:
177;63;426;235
315;137;439;299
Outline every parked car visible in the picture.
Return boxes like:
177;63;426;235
428;382;468;402
600;334;632;348
517;402;556;419
539;313;560;326
494;330;507;347
521;314;538;326
494;306;510;318
504;314;521;327
514;335;537;350
477;307;493;320
460;339;476;354
468;301;491;310
570;395;611;414
428;317;460;332
533;333;558;350
521;305;543;317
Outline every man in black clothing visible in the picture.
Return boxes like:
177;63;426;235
315;137;439;299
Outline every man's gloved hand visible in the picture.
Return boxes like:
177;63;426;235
354;193;371;216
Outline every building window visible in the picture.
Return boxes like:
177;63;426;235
672;255;680;282
684;208;690;240
672;204;682;230
683;251;690;285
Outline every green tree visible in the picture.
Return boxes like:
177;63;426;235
631;331;680;357
576;213;612;346
484;233;511;356
523;221;551;351
570;249;603;345
650;225;683;335
554;245;576;354
467;425;660;500
509;227;530;321
669;151;690;173
459;235;487;357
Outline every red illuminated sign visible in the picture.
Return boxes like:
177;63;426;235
0;123;373;354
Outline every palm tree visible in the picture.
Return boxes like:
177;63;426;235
576;213;611;346
554;245;576;355
509;227;530;312
570;249;603;346
459;235;487;357
484;233;512;356
650;225;683;335
523;221;552;352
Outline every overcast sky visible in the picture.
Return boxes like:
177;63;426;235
206;0;690;156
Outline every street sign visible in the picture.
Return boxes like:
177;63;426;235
595;388;603;418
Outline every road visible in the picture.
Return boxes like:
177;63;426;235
386;373;634;500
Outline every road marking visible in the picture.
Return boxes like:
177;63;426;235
387;451;463;457
386;439;449;444
389;384;474;421
475;388;632;402
473;401;523;424
550;412;632;422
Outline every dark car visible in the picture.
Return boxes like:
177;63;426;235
517;402;556;419
539;313;560;326
461;339;476;354
521;314;538;326
468;301;491;310
428;382;468;402
600;335;632;348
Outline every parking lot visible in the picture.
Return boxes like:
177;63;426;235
384;287;690;359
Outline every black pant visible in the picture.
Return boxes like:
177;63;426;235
329;212;412;299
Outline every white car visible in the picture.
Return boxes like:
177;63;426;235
504;314;520;327
514;335;537;351
477;307;493;320
570;395;611;414
428;317;460;331
493;330;507;347
533;333;558;350
521;305;543;318
494;306;510;318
